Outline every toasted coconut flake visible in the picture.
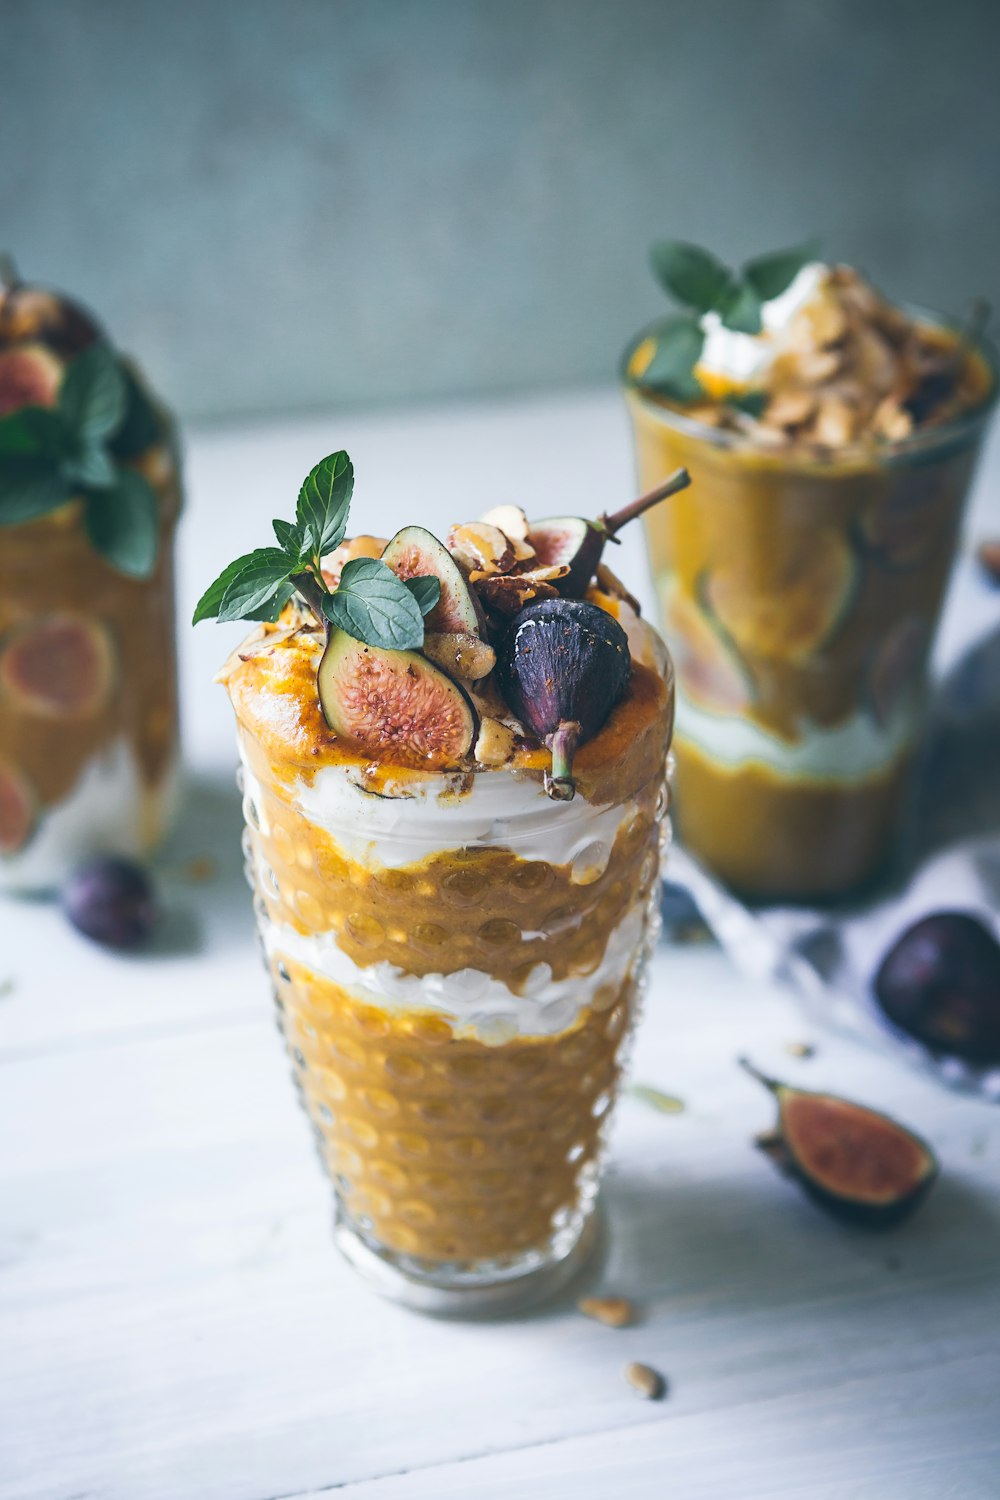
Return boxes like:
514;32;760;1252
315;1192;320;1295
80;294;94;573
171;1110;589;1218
479;503;530;541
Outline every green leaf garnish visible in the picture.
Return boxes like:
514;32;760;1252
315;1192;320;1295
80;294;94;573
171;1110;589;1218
404;575;441;617
59;342;127;445
726;390;769;419
0;456;70;525
272;517;304;560
743;240;820;303
322;557;427;651
83;469;159;578
716;281;763;335
216;547;295;622
640;315;705;402
650;241;731;313
110;364;163;459
64;441;117;489
296;451;353;558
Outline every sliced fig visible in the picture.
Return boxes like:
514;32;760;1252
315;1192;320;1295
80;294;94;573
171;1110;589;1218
381;525;484;637
447;522;514;578
866;614;930;728
318;629;477;768
496;598;631;800
660;576;754;713
703;528;857;664
527;468;691;598
741;1059;937;1228
874;912;1000;1065
0;279;102;357
422;631;496;681
321;534;388;589
0;759;35;855
0;342;63;416
0;615;114;718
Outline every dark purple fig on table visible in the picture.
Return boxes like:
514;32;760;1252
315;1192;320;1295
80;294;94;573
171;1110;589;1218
741;1059;937;1229
496;598;630;801
318;629;477;769
527;468;690;598
380;525;486;638
62;857;158;950
874;912;1000;1065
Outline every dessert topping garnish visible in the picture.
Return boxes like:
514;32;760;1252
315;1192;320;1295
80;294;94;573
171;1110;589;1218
0;257;165;576
194;451;441;650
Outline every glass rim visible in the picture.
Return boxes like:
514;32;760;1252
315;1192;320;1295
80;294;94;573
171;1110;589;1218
619;301;999;467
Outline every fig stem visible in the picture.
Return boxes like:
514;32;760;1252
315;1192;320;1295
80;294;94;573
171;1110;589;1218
738;1056;782;1094
544;719;580;801
600;468;691;539
289;569;328;628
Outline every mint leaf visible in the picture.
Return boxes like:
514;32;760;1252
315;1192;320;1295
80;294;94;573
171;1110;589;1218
273;517;304;560
110;364;162;458
650;241;732;313
194;552;269;625
717;281;763;335
296;450;353;557
247;580;296;623
64;441;117;489
404;575;441;617
83;468;159;577
640;315;705;402
59;342;127;444
0;408;54;457
727;390;768;418
0;456;69;525
743;241;819;303
323;557;425;650
217;548;294;622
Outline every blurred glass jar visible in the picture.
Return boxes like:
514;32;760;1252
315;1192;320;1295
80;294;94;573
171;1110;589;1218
0;272;182;892
622;311;997;901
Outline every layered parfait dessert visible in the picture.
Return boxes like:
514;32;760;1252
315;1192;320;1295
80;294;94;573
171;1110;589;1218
0;262;182;892
623;243;996;899
200;451;679;1309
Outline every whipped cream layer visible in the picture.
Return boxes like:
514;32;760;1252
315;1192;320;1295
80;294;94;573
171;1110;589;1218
0;739;178;893
242;752;637;881
698;262;826;385
675;686;920;784
262;901;645;1044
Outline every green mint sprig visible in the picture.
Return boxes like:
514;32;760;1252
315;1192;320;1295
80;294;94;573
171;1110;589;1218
193;450;441;652
0;342;164;576
642;238;820;402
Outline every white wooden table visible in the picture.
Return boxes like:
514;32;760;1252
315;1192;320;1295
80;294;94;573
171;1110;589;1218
3;391;999;1500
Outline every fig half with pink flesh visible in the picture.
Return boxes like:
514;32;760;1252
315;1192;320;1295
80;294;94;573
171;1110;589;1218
0;342;63;416
318;629;477;769
0;760;35;855
742;1059;937;1228
381;525;485;637
0;615;114;717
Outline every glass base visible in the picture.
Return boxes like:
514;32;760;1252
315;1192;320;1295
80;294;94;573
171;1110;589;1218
333;1204;604;1318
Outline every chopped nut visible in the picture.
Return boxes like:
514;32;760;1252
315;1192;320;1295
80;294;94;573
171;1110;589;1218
872;397;913;441
763;389;816;430
447;523;514;577
624;1362;667;1401
474;716;516;766
578;1295;636;1328
792;348;843;386
477;573;560;615
813;393;857;447
479;503;530;541
423;631;496;681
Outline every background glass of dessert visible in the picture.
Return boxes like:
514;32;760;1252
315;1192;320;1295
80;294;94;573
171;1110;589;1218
622;263;997;900
222;511;674;1313
0;269;182;892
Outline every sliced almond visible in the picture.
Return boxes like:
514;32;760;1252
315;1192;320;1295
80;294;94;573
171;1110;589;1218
578;1295;636;1328
447;522;514;577
479;503;530;541
423;631;496;681
813;393;858;447
763;388;816;430
474;715;516;766
872;396;913;442
624;1362;666;1401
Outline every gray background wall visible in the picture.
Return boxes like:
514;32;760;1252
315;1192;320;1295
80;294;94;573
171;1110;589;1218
2;0;998;422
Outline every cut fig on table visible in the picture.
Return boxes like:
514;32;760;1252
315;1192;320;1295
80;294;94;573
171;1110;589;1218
702;527;857;664
659;576;754;713
0;342;63;416
318;629;477;768
528;468;690;597
741;1059;938;1229
874;912;1000;1066
0;615;114;717
381;525;485;637
0;759;35;855
496;598;631;800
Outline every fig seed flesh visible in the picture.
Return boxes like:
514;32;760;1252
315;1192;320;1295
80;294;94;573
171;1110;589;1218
381;526;484;637
0;615;115;718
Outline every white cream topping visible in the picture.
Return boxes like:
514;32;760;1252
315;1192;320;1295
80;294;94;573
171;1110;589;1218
261;902;645;1044
697;263;826;385
241;751;635;881
674;686;920;783
0;739;179;894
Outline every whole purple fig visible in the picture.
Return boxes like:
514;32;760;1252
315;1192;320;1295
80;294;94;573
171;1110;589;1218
874;911;1000;1065
62;856;158;950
